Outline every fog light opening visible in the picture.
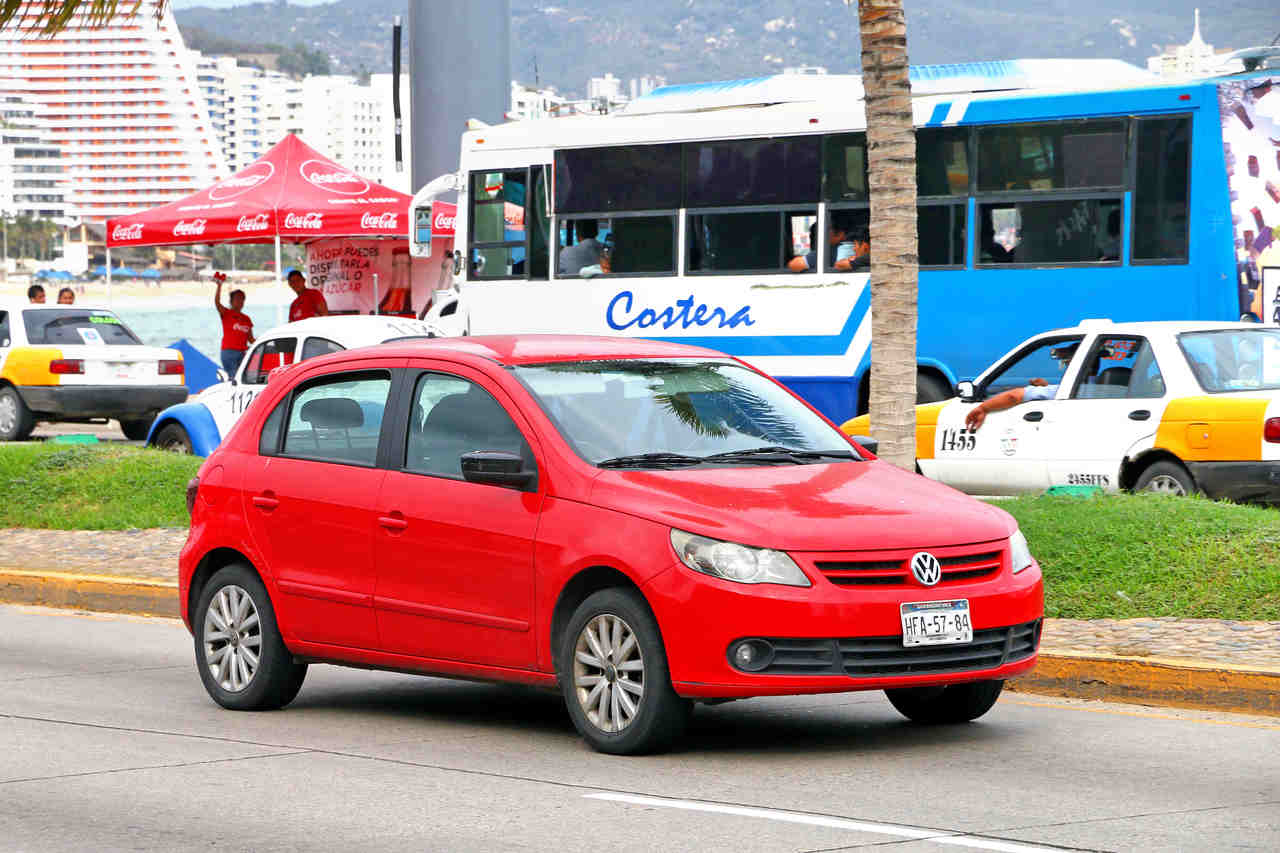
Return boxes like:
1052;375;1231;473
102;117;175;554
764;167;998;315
729;639;775;673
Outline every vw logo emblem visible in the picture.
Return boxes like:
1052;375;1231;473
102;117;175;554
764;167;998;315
910;552;942;586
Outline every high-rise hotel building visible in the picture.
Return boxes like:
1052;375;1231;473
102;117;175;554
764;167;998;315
0;1;226;222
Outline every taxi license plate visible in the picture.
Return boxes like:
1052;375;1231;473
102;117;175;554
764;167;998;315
900;599;972;647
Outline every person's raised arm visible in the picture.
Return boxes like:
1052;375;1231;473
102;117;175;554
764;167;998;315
964;387;1027;431
213;273;228;316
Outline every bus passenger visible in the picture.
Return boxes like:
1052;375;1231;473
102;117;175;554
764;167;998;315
833;226;870;272
787;212;861;273
560;219;604;276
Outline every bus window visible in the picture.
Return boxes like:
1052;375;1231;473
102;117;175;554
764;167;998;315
977;119;1127;192
687;209;817;274
917;128;970;196
978;198;1122;265
684;137;820;207
554;144;682;213
918;203;966;268
558;214;676;277
822;133;868;202
468;167;549;281
1132;116;1190;263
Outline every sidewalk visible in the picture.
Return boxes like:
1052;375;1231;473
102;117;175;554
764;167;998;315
2;528;1278;716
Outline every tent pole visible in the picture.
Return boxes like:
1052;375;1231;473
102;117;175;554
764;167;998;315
274;235;284;325
105;246;112;307
231;244;236;273
372;273;379;315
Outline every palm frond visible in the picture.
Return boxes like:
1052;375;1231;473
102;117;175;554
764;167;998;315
1;1;165;37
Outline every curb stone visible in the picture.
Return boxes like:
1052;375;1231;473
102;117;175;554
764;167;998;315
3;568;1277;718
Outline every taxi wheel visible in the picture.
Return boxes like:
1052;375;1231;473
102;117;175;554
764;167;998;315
885;679;1004;724
120;418;153;441
558;587;690;755
154;423;193;454
0;386;35;442
1134;461;1196;497
194;564;307;711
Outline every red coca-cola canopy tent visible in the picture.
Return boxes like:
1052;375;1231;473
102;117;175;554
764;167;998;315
105;134;415;248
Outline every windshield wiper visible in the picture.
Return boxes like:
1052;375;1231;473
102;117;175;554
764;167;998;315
703;446;858;464
597;452;705;469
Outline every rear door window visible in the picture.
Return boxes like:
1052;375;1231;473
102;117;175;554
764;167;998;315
281;371;392;467
1071;336;1166;399
301;337;345;361
22;309;142;345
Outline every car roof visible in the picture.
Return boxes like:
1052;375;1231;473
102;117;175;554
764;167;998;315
1042;320;1274;337
1;302;117;313
369;334;732;366
256;314;440;345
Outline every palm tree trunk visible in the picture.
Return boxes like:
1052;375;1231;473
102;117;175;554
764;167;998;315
858;0;918;470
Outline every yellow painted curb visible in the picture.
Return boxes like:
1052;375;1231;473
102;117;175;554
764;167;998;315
1009;653;1280;717
0;569;178;618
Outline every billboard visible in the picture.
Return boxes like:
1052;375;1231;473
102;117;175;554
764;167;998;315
1219;75;1280;318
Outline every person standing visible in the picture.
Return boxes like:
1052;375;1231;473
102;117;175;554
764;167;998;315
286;268;327;321
57;287;75;304
214;271;254;375
27;284;45;303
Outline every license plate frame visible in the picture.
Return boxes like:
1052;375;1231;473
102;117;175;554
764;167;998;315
900;599;972;647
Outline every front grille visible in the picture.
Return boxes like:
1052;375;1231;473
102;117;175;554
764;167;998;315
753;620;1041;678
817;550;1003;587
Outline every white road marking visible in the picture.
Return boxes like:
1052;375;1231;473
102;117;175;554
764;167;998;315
584;792;1066;853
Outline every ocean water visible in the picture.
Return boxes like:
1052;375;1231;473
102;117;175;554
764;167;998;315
114;303;287;361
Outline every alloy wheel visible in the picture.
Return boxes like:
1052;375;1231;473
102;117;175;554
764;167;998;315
0;394;16;436
203;584;262;693
1143;474;1186;496
573;613;645;733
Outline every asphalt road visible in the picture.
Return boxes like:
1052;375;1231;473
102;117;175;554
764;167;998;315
2;604;1277;853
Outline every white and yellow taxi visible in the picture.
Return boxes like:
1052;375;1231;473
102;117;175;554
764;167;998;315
843;320;1280;502
0;302;187;442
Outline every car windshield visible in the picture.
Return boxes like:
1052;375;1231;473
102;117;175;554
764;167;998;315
23;309;142;346
1178;329;1280;393
514;359;860;467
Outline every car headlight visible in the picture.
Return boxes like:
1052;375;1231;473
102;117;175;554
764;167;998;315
1010;529;1034;574
670;529;810;587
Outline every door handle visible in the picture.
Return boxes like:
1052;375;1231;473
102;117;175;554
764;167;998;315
378;514;409;532
1128;410;1151;421
1022;411;1044;422
251;494;278;511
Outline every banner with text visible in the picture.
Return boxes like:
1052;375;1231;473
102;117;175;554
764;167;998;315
306;238;454;316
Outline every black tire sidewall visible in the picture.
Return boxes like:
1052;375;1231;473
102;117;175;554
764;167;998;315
120;418;153;441
558;587;686;755
194;563;304;711
0;386;35;441
886;679;1004;724
156;423;192;453
1135;461;1196;496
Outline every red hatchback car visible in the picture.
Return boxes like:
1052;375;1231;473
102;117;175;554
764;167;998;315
180;336;1043;754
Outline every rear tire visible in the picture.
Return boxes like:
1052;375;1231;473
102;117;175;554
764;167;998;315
558;587;690;755
154;422;193;454
1134;460;1196;497
0;386;36;442
916;373;952;404
120;418;153;441
194;564;307;711
885;679;1004;724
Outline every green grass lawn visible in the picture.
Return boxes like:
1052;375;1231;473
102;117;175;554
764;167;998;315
998;494;1280;621
0;444;200;530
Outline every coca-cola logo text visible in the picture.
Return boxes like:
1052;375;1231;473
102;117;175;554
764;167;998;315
236;213;271;233
173;219;207;237
360;212;398;229
209;162;274;201
299;159;370;195
112;224;143;241
433;211;456;234
284;212;324;230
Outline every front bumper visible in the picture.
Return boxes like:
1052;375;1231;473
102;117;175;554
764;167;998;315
1188;461;1280;504
18;385;188;419
644;559;1044;699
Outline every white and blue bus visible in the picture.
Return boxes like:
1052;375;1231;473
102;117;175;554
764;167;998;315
410;59;1280;423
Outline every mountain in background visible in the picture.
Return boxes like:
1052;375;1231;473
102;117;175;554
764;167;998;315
175;1;1277;96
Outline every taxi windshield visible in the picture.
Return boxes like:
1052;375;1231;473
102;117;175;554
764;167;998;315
23;309;142;346
514;359;860;467
1178;328;1280;393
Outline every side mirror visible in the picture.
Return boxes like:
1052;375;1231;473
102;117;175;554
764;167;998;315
460;450;537;491
849;434;878;457
956;380;977;402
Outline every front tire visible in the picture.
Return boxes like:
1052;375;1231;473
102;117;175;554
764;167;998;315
120;417;153;441
558;587;689;755
194;564;306;711
1134;460;1196;497
886;679;1004;724
153;422;193;454
0;386;36;442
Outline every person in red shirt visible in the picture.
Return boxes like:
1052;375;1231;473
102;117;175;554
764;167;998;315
214;272;254;375
286;269;328;322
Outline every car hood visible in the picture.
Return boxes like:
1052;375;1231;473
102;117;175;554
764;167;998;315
586;460;1015;552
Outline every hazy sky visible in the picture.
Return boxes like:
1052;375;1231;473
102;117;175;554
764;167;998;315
172;0;334;8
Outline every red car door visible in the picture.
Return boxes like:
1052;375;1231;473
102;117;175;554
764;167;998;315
374;363;542;669
241;360;398;649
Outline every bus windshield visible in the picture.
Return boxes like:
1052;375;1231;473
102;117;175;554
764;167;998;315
514;359;859;467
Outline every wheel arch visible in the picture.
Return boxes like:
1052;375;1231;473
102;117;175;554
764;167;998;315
188;547;262;627
146;402;221;456
548;565;648;673
1120;449;1192;492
